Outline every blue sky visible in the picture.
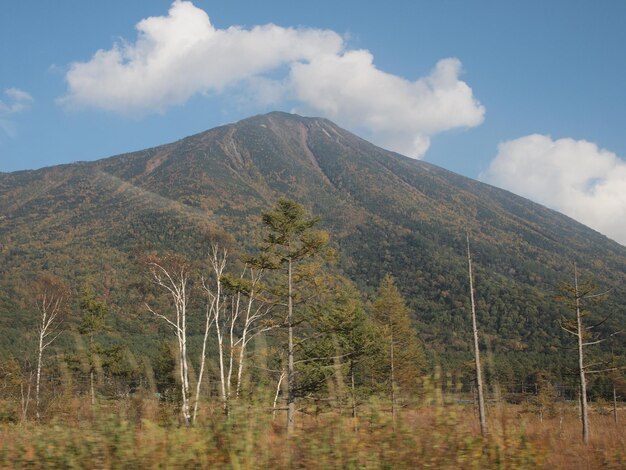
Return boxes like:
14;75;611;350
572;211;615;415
2;1;626;244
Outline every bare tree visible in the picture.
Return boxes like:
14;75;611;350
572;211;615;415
20;368;34;422
191;275;215;425
558;263;610;444
201;245;275;414
226;266;275;399
145;256;192;426
202;246;228;412
1;358;33;422
466;233;487;437
34;275;66;421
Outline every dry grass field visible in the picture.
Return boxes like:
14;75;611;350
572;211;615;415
0;393;623;469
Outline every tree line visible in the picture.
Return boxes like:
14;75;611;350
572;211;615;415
1;198;623;443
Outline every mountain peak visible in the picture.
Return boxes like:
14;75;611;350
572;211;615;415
1;112;625;366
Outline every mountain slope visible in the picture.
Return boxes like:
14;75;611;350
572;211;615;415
1;112;624;373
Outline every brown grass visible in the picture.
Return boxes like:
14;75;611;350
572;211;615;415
0;395;623;469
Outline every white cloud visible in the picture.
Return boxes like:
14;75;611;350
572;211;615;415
59;1;484;158
59;1;342;114
290;54;484;158
0;87;33;137
0;87;33;114
481;134;626;245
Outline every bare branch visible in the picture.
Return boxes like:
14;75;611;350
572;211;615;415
145;303;179;331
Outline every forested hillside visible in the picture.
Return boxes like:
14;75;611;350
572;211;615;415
1;112;625;394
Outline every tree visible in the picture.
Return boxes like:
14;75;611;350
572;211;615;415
466;233;487;437
372;274;424;424
530;371;558;422
289;273;374;419
201;246;228;413
33;275;66;421
558;263;609;444
199;244;275;417
145;254;193;426
312;277;376;429
222;263;274;400
78;287;107;407
254;198;328;433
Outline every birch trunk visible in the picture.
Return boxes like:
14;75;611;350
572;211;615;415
35;331;44;421
192;299;214;424
180;301;190;425
273;370;286;420
226;293;241;400
34;289;63;422
235;288;254;399
203;247;229;413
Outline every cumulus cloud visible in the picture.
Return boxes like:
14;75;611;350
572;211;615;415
481;134;626;245
59;0;484;158
59;1;342;114
290;54;484;157
0;87;33;137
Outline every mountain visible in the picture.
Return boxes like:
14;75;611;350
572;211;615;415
1;112;624;379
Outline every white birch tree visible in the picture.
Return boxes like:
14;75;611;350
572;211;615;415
34;275;66;421
201;244;275;414
145;255;192;426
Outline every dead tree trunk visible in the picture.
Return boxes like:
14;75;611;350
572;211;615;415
613;385;618;425
89;335;95;407
467;233;488;437
390;328;396;427
20;370;33;422
574;265;590;444
287;258;295;434
350;364;358;432
558;263;612;444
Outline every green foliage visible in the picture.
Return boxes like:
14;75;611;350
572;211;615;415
78;287;107;338
256;197;329;268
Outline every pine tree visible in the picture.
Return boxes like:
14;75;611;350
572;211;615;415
254;198;328;433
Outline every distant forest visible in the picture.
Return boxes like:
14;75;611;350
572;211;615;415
1;198;623;429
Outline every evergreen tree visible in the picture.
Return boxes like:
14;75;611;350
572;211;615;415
254;198;328;433
372;274;424;421
78;287;107;406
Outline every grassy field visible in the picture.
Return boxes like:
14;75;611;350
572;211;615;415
0;393;623;469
